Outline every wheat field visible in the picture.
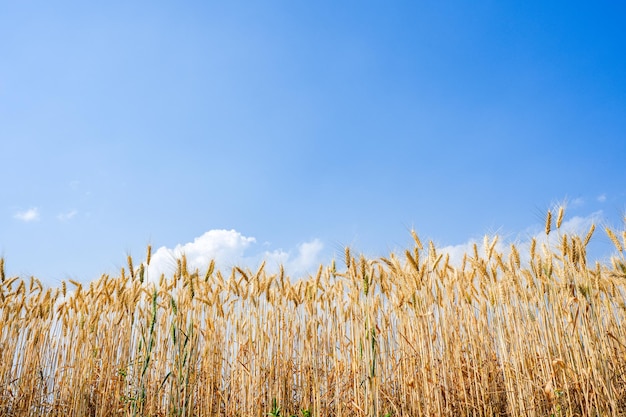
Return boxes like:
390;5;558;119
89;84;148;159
1;209;626;416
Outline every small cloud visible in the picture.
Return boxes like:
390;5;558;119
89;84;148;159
291;239;325;273
58;210;78;221
263;239;325;278
14;207;41;222
439;239;478;266
439;236;505;267
571;197;585;207
597;194;607;203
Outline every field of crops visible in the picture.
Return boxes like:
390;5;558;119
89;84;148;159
1;209;626;416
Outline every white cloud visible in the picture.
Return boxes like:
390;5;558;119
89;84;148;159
438;211;604;268
14;207;40;222
147;229;255;279
291;239;325;272
439;239;478;266
597;194;607;203
145;229;325;281
439;236;506;267
262;239;325;277
57;209;78;221
549;211;601;237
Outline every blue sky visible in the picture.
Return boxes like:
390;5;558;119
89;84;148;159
1;1;625;285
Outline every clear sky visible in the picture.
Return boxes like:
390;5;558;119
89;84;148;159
1;1;625;286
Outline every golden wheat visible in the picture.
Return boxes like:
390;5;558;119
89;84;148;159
1;208;626;416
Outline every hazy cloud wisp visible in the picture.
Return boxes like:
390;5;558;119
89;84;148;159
14;207;41;222
58;210;78;221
